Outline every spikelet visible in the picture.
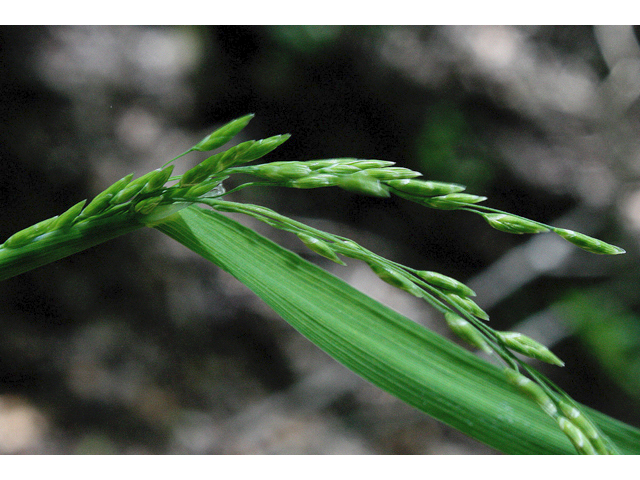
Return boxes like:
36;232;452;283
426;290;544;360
335;175;390;197
184;179;226;198
236;134;291;165
244;162;313;181
416;270;476;297
446;293;489;320
297;233;346;265
481;213;549;235
504;369;558;417
78;174;134;220
553;228;625;255
133;196;164;215
422;193;487;210
444;312;492;353
3;216;59;249
355;167;422;181
557;417;597;455
333;240;374;262
191;114;255;152
385;179;466;197
497;331;564;367
318;164;362;175
367;261;423;297
51;200;87;230
558;400;611;455
305;159;345;169
140;165;174;194
287;174;339;189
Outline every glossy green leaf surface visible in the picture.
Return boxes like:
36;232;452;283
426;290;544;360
156;205;640;455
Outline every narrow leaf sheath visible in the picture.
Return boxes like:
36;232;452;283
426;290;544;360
155;206;640;454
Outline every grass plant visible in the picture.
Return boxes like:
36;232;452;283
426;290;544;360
2;115;638;454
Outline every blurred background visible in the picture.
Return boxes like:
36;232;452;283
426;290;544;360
1;25;640;454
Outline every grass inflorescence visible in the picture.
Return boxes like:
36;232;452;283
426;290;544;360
1;114;627;454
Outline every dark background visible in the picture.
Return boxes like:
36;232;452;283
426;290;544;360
1;25;639;454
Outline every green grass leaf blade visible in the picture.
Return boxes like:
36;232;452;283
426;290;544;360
155;206;640;455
